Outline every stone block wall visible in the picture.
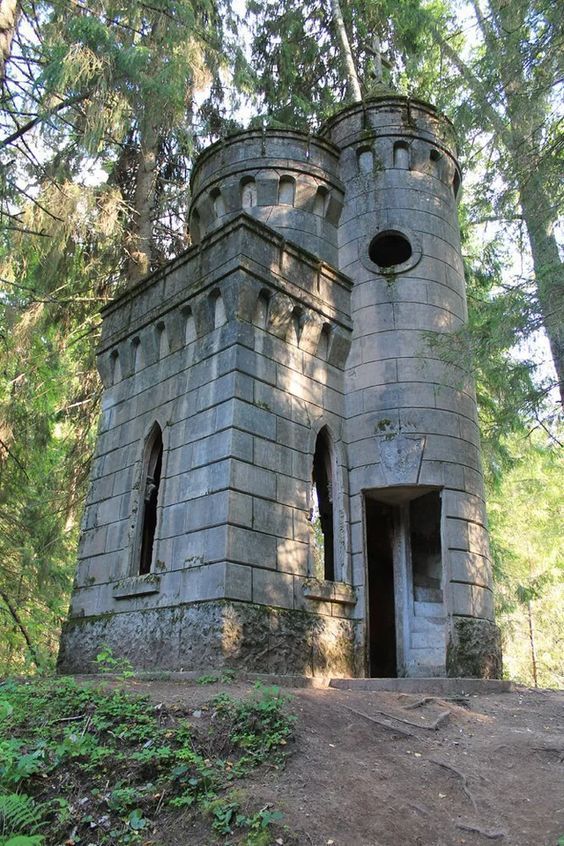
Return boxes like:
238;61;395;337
59;214;359;675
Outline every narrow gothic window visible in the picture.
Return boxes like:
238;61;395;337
311;428;335;580
139;425;163;575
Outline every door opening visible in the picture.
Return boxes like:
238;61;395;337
365;498;397;677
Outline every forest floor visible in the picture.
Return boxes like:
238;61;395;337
117;675;563;846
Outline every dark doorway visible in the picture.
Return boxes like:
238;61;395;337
365;498;397;677
410;491;442;601
139;427;163;575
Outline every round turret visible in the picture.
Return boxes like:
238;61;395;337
189;130;345;266
322;96;499;678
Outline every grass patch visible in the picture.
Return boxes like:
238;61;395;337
0;677;295;845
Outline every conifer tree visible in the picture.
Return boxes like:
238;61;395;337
0;0;246;668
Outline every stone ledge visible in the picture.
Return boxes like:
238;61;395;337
303;580;356;606
113;575;161;600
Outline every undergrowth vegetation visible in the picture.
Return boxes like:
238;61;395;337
0;677;295;845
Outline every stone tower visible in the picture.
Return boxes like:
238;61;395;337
58;96;501;679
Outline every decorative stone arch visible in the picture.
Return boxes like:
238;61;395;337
155;321;169;359
307;419;349;583
289;305;304;346
130;336;143;373
182;305;197;344
254;287;272;329
129;419;168;577
313;186;329;217
210;186;226;219
209;288;227;328
240;176;257;209
190;209;201;245
110;349;121;385
393;140;410;169
357;144;374;174
278;175;296;206
316;323;332;359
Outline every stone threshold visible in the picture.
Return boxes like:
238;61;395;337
65;671;513;694
329;677;513;694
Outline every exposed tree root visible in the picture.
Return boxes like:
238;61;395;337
457;822;506;839
403;696;435;710
340;704;416;738
429;757;479;812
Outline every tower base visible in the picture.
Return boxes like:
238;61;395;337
57;600;360;678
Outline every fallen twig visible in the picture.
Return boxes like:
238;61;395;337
155;790;166;814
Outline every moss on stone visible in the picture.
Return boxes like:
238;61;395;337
447;618;502;679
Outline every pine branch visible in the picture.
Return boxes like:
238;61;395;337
0;88;93;148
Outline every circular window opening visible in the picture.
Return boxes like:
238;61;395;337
369;231;412;269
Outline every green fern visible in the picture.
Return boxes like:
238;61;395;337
0;793;45;844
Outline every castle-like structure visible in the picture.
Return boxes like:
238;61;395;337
58;97;501;679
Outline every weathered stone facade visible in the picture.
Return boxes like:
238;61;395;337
59;96;501;679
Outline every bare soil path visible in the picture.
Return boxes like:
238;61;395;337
116;678;563;846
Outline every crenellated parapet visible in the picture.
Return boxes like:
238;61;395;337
97;215;352;389
189;130;345;265
321;96;461;199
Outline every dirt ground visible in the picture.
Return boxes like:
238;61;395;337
118;677;563;846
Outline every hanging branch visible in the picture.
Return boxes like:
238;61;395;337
0;88;93;148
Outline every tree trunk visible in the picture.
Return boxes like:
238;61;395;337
431;1;564;405
487;0;564;405
330;0;362;102
527;599;538;688
0;0;18;84
518;176;564;405
126;112;160;286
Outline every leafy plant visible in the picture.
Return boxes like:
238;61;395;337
0;677;294;844
94;646;135;679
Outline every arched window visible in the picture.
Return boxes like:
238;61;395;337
138;424;163;575
311;427;335;581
